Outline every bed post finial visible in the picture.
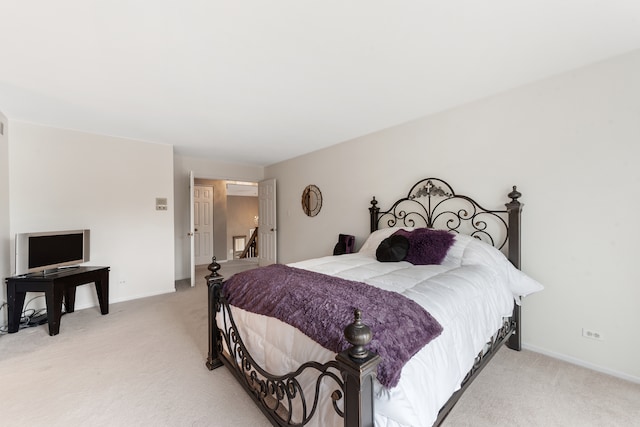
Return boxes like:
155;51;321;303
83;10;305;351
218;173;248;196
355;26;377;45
207;256;221;278
344;309;373;359
369;197;380;233
508;185;521;203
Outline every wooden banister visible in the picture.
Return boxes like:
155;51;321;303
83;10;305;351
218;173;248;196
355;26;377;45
240;227;258;258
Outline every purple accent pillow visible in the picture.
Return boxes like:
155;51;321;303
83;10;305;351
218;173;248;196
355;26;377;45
392;228;455;265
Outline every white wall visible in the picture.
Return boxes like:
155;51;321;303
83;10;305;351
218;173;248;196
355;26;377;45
0;111;9;324
173;154;263;280
9;122;176;310
266;49;640;382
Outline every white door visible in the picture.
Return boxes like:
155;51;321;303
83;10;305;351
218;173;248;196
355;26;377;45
189;171;195;287
258;179;277;266
194;185;214;265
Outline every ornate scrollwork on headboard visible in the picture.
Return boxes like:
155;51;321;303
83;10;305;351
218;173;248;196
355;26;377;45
370;178;521;251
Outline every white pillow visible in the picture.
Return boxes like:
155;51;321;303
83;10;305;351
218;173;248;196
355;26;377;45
461;237;544;301
439;232;474;267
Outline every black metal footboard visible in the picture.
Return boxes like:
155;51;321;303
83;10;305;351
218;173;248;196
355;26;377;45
207;272;381;427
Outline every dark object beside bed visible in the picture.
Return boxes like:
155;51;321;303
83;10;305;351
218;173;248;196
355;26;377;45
333;234;356;255
206;177;524;426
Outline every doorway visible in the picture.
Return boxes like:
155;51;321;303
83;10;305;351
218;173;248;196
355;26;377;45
226;182;260;261
193;179;259;265
193;185;214;266
182;175;276;289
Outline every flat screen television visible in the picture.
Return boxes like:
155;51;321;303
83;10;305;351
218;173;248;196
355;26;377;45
15;229;90;275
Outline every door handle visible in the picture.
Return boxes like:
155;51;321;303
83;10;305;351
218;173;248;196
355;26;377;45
188;232;194;236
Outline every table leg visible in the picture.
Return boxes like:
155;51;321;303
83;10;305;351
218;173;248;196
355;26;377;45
45;285;65;336
64;285;77;313
7;283;26;334
94;271;109;315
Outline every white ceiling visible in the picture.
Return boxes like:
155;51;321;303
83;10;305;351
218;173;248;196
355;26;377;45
2;1;640;166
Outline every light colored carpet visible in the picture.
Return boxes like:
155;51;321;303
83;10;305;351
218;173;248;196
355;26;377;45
443;347;640;426
1;265;639;427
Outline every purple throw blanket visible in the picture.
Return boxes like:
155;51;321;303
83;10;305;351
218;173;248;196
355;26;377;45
223;264;443;388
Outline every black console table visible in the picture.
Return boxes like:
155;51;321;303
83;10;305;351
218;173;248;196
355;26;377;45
5;266;110;336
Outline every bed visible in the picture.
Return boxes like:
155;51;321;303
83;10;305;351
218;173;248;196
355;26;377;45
205;177;543;426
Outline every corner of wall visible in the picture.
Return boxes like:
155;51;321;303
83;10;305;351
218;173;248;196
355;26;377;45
0;111;10;322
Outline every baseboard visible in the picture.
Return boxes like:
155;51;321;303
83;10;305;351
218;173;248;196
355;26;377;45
71;287;177;310
111;287;177;304
0;288;176;331
523;343;640;385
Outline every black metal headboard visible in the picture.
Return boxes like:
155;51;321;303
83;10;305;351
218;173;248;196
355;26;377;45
369;178;522;269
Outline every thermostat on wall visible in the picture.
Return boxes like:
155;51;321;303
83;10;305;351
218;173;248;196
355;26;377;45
156;198;168;211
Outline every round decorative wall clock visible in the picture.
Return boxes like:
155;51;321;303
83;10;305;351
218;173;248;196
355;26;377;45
301;184;322;217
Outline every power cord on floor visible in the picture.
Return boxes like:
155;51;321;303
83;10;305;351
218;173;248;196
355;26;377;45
0;295;65;335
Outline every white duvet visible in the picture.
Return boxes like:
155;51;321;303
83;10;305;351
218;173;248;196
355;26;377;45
226;229;543;427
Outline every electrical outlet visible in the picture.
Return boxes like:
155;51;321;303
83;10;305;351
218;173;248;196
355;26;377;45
582;328;603;341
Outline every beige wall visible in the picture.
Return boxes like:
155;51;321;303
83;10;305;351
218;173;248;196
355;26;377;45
266;49;640;383
8;122;176;309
